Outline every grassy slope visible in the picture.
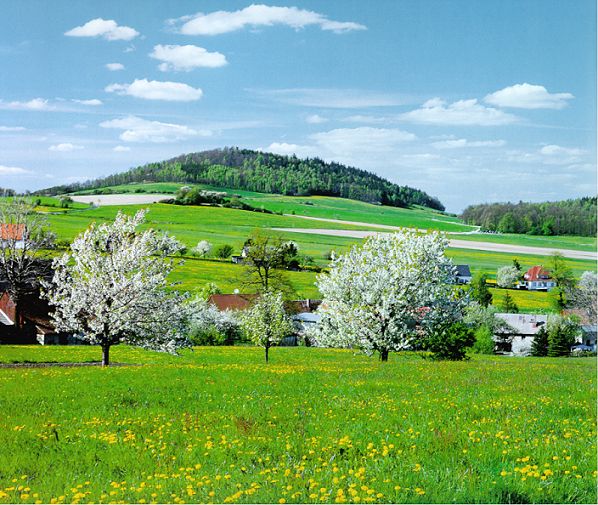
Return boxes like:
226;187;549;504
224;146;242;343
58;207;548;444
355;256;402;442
44;203;596;309
0;347;595;504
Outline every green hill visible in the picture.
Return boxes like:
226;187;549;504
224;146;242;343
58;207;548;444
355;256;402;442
36;147;445;211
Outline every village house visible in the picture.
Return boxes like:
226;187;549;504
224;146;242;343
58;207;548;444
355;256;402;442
520;265;556;291
493;313;548;356
0;223;25;249
454;264;472;284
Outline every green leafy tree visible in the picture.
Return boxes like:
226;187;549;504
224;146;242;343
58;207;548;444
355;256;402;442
471;273;492;307
215;244;234;259
530;326;549;357
501;291;519;313
240;291;294;363
426;322;476;360
471;325;495;354
547;316;579;357
549;253;574;311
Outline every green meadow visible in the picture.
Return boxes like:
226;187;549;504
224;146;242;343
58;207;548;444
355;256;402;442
0;346;595;504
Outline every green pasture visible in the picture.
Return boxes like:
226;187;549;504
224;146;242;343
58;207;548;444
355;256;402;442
0;346;595;504
448;232;597;253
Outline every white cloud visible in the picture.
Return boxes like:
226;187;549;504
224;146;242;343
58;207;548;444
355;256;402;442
65;18;139;41
305;114;328;124
99;115;212;143
485;83;574;109
344;114;393;124
400;98;519;126
106;62;125;71
0;126;26;132
256;88;405;108
49;143;84;152
539;144;585;157
113;145;131;152
171;4;366;35
72;98;103;106
263;142;313;157
0;164;31;175
431;138;506;149
0;98;55;111
105;79;203;101
311;127;416;155
507;144;587;166
150;44;227;71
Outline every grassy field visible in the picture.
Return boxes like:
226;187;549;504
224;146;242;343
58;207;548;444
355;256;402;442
0;346;595;504
41;203;596;308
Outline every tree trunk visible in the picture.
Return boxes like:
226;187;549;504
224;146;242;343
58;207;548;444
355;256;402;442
101;344;110;367
380;348;389;362
265;344;269;363
14;301;21;333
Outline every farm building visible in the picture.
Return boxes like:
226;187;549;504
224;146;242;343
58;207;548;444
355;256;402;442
454;264;472;284
520;265;556;291
0;223;25;249
493;313;548;356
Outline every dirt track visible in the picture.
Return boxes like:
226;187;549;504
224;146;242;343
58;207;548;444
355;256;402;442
272;227;597;260
71;194;172;206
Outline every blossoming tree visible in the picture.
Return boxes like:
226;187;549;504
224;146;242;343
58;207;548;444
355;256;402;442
312;230;461;361
44;210;189;365
240;290;293;363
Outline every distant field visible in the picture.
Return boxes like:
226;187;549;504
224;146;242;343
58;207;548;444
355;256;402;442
0;346;595;504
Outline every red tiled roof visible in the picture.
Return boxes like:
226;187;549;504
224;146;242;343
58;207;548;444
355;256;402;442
524;265;552;282
208;294;258;311
0;223;25;241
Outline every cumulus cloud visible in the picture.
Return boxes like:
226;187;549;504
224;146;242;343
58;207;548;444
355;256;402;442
485;83;574;109
0;98;55;111
305;114;328;124
106;62;125;71
400;98;519;126
99;115;211;143
311;127;416;155
0;164;31;175
170;4;366;35
507;144;587;166
72;98;103;106
263;142;314;157
65;18;139;41
49;143;84;152
105;79;203;101
150;44;227;71
113;145;131;152
0;126;26;131
431;138;506;149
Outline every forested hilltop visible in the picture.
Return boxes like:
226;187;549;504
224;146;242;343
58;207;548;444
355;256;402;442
38;147;445;211
461;197;597;236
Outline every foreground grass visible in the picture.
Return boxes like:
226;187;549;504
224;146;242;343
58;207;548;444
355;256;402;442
0;346;595;504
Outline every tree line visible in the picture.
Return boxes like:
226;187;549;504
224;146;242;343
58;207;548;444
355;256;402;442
36;147;446;211
460;197;597;236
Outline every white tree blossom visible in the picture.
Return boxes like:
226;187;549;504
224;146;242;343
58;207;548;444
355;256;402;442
187;297;240;343
240;291;293;362
496;265;520;288
569;271;597;324
312;230;462;361
44;210;189;365
193;240;212;257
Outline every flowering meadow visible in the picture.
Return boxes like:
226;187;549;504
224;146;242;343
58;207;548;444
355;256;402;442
0;346;596;504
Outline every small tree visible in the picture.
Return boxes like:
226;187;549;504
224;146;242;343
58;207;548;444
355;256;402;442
470;273;493;307
547;315;579;357
0;198;55;332
530;326;549;357
568;271;597;324
426;322;476;360
549;253;574;311
471;325;495;354
188;299;242;346
240;291;293;362
215;244;234;259
496;265;520;288
44;210;189;366
313;231;462;361
501;291;519;313
193;240;212;257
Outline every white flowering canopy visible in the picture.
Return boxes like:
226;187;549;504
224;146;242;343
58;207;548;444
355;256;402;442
44;210;189;361
313;230;460;359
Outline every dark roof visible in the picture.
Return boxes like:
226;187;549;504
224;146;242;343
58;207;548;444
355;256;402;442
455;264;471;277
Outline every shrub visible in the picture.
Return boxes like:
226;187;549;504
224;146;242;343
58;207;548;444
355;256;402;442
472;325;495;354
426;322;476;360
530;326;549;356
215;244;234;259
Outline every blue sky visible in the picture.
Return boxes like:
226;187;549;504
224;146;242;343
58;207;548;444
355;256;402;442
0;0;595;212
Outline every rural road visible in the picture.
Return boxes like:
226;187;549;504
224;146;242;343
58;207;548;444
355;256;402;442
272;227;597;261
71;194;172;205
